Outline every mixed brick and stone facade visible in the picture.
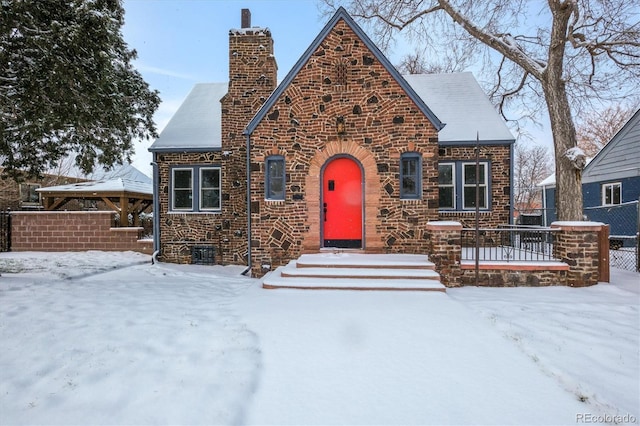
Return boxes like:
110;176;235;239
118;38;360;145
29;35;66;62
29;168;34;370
246;17;441;274
149;7;516;277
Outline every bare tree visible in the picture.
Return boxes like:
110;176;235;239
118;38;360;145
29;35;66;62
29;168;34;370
513;142;553;215
576;105;637;157
321;0;640;221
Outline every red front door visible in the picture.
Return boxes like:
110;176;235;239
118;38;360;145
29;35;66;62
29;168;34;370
322;157;363;248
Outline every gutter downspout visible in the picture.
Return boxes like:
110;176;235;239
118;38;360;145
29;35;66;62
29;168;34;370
151;154;161;264
509;142;514;225
242;133;252;276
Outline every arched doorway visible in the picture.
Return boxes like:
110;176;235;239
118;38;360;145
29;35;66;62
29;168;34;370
321;156;363;248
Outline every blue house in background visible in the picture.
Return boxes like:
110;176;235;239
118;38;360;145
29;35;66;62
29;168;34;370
540;109;640;245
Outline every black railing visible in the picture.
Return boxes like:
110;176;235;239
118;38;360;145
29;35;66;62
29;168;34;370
1;210;11;252
461;225;559;262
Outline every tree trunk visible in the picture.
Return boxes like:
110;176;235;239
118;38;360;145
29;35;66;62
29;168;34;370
544;0;584;222
541;78;584;221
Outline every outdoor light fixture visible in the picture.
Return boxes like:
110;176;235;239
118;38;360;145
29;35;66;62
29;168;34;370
336;116;346;134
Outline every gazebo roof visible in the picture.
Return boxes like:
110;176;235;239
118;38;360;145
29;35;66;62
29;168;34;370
37;178;152;199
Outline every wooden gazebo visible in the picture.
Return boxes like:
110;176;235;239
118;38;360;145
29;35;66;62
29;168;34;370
37;178;153;226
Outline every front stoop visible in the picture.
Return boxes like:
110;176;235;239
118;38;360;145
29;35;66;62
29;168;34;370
261;253;446;292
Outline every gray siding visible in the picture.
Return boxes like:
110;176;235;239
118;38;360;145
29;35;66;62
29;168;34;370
583;109;640;183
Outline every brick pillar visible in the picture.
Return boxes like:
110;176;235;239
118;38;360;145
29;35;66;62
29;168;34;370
551;221;604;287
425;221;462;287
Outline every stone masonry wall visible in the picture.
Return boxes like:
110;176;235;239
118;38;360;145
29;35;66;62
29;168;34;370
156;27;277;265
437;145;512;228
428;220;605;287
248;19;440;275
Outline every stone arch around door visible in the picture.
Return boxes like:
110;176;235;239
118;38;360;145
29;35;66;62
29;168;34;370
303;140;383;252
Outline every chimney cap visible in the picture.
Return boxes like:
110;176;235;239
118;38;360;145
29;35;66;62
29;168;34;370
241;9;251;28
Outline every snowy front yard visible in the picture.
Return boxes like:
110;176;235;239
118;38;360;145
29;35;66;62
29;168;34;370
1;251;638;425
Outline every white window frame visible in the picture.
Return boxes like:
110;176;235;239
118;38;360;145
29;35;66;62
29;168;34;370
199;167;222;211
438;163;456;209
602;182;622;206
171;168;193;211
462;162;488;210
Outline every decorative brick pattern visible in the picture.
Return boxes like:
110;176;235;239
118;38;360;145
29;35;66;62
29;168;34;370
11;211;150;253
437;145;511;228
248;19;439;275
155;28;277;266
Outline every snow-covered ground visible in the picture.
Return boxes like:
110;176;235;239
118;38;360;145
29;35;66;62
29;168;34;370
1;251;638;425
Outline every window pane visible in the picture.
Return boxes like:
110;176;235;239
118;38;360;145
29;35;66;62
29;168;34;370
401;155;420;198
438;165;453;185
464;187;487;208
174;170;192;189
174;189;192;209
20;184;40;203
201;169;220;188
201;189;220;209
269;160;283;178
439;187;454;208
266;158;285;200
403;176;417;195
612;184;621;204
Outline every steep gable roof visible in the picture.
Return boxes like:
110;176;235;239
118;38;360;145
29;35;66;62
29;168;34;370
149;83;227;153
582;108;640;183
244;6;444;135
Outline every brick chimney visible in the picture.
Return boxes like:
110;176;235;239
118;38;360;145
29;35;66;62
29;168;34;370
219;9;278;262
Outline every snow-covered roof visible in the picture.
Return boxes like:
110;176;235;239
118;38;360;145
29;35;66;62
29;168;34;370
93;163;152;184
403;73;514;144
149;72;513;152
538;172;556;188
149;83;228;153
37;178;152;196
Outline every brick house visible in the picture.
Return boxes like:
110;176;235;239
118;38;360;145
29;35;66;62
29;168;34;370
149;7;515;276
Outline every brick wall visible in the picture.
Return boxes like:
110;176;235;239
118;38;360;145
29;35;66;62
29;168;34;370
155;27;277;266
10;211;151;254
437;145;512;228
427;220;605;287
248;18;440;275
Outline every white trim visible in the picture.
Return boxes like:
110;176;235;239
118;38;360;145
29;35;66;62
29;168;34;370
601;181;622;206
171;167;194;211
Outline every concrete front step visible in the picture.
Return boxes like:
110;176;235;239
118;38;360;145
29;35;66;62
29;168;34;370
280;264;441;280
295;253;436;269
261;253;445;292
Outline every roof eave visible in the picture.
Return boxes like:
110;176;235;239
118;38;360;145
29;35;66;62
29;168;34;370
148;146;222;154
439;138;515;146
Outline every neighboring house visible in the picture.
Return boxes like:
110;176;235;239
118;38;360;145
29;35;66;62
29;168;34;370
0;170;86;211
149;7;515;275
540;109;640;241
